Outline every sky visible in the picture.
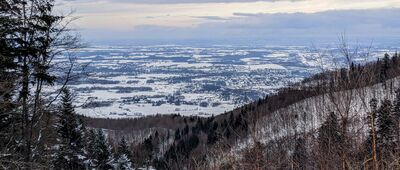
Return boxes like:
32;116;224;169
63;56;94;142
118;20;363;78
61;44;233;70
57;0;400;45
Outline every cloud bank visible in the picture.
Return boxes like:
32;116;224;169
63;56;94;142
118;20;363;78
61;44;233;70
81;8;400;45
63;0;302;4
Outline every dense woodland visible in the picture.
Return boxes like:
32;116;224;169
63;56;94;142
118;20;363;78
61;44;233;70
2;0;400;170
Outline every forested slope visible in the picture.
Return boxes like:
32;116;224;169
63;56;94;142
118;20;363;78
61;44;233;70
86;52;400;169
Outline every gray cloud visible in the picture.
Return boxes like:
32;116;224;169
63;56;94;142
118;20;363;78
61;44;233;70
192;16;231;21
233;12;264;17
118;0;300;3
82;8;400;45
62;0;303;4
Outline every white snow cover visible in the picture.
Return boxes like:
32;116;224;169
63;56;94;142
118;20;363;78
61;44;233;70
50;45;394;118
229;77;400;158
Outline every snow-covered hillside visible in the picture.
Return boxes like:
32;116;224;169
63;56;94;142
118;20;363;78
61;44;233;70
229;76;400;156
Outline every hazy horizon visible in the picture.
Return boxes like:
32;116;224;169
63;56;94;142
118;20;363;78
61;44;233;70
57;0;400;46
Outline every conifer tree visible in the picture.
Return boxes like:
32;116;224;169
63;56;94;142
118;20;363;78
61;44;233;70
53;88;86;170
0;0;19;155
144;136;154;160
1;0;80;164
392;52;398;66
84;129;96;167
317;112;342;168
380;53;391;87
183;124;189;135
114;154;133;170
0;25;19;163
93;130;114;170
318;112;342;150
114;136;133;170
376;99;395;158
174;128;181;140
393;89;400;145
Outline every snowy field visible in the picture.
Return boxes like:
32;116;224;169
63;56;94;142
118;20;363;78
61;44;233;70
53;45;397;118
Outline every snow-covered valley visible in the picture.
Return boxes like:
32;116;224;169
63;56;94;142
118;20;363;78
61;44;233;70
54;45;397;118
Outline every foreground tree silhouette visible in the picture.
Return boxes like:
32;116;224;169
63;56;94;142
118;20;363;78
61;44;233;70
0;1;20;162
1;0;79;167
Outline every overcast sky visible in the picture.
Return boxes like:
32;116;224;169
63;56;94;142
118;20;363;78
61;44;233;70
57;0;400;45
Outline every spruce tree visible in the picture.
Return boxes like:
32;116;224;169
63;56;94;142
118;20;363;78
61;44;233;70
114;136;133;170
94;129;114;170
380;53;391;87
174;128;181;140
318;112;342;151
376;99;395;157
392;52;398;66
393;89;400;146
53;88;86;170
114;154;133;170
144;136;154;162
85;129;98;168
317;112;342;168
183;124;189;135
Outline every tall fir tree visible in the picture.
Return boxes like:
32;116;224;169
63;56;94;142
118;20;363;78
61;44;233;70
53;88;86;170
